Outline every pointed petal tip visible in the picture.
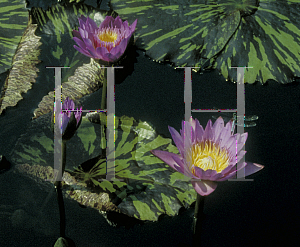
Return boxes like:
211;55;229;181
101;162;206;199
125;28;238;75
151;149;185;173
244;162;264;177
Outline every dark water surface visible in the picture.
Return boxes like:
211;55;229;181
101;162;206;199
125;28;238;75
0;50;300;246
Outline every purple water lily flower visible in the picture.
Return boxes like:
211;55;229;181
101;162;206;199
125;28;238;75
72;15;137;63
151;117;264;196
54;97;83;142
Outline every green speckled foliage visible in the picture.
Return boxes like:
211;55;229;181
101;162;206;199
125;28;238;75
10;113;197;221
110;0;300;84
0;0;28;74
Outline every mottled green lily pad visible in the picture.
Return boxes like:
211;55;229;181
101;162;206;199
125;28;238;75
0;0;28;75
110;0;300;84
10;113;197;224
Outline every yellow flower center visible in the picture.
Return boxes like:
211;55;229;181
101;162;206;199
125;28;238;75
186;140;230;174
98;29;118;46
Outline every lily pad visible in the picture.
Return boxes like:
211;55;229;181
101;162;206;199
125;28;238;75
0;0;28;75
110;0;300;84
110;0;240;68
10;112;197;224
26;0;110;10
210;0;300;84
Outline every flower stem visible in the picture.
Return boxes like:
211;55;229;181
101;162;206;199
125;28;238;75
192;194;205;246
54;140;67;238
56;181;66;238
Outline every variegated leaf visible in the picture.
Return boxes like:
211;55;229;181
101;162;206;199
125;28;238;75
10;113;197;223
110;0;300;84
0;0;28;74
110;0;240;68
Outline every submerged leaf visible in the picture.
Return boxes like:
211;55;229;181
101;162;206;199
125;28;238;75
32;58;105;119
0;17;42;115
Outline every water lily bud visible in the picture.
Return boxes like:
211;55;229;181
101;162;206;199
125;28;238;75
51;97;82;141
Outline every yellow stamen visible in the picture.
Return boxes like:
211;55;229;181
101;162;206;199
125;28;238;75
98;29;118;46
186;140;230;174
